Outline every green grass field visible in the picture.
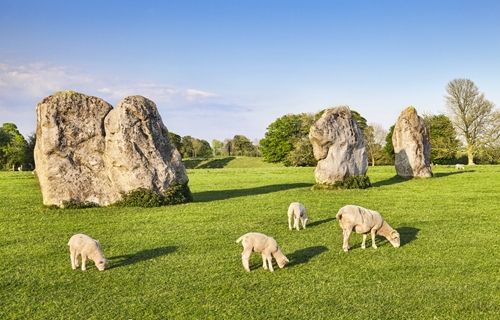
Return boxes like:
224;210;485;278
1;159;499;319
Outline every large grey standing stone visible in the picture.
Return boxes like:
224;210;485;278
34;91;189;207
35;91;114;206
309;106;368;184
104;95;188;194
392;106;432;178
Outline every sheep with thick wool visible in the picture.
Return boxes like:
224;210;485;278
68;234;109;271
236;232;289;272
287;202;310;231
336;205;400;252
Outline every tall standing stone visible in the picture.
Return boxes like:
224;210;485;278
104;95;188;194
309;106;368;184
35;91;114;206
34;91;189;207
392;106;432;178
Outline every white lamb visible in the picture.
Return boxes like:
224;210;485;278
287;202;310;231
336;205;400;252
455;164;465;170
68;234;109;271
236;232;289;272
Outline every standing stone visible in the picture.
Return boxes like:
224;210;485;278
309;106;368;184
34;91;189;207
392;106;432;178
104;95;188;195
35;91;114;206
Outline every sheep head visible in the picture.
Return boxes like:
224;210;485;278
388;230;400;248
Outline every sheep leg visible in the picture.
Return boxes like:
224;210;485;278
361;234;367;249
288;214;293;230
262;253;274;272
371;229;378;249
294;217;300;231
70;249;78;269
342;229;351;252
81;254;87;271
241;249;252;272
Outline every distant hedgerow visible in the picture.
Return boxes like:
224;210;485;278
312;175;372;190
115;183;193;207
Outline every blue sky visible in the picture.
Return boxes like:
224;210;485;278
1;1;499;143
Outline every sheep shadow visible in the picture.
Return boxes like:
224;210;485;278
286;246;329;267
108;246;178;269
306;217;335;228
398;226;420;246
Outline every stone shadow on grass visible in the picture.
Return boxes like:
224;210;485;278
373;170;470;187
286;246;329;267
193;183;312;202
108;246;178;269
183;157;236;169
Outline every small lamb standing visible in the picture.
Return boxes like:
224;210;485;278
455;164;465;170
336;205;400;252
68;234;109;271
287;202;310;231
236;232;289;272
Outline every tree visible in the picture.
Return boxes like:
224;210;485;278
0;123;27;170
423;114;460;164
384;125;395;161
364;123;388;166
211;139;224;156
260;114;303;163
169;132;183;152
260;113;316;164
444;78;500;165
24;132;36;169
232;135;254;156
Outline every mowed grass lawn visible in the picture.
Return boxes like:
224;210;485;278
1;159;499;319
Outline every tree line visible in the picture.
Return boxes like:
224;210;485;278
2;78;499;170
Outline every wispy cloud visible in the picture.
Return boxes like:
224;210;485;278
0;61;262;140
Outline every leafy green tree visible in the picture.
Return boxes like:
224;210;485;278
180;136;212;158
364;123;388;166
197;139;213;157
285;137;316;167
260;113;316;164
445;78;500;164
180;136;194;157
0;123;27;170
260;114;302;163
384;125;395;161
232;135;254;156
169;132;183;152
211;139;224;156
24;132;36;169
423;114;460;164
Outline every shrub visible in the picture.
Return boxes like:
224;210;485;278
115;183;193;207
61;199;100;209
311;175;372;190
163;183;194;205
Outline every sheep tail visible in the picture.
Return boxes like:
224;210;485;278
335;210;343;221
236;236;244;243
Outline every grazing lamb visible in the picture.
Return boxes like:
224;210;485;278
68;234;109;271
455;164;465;170
336;205;400;252
236;232;289;272
288;202;310;231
